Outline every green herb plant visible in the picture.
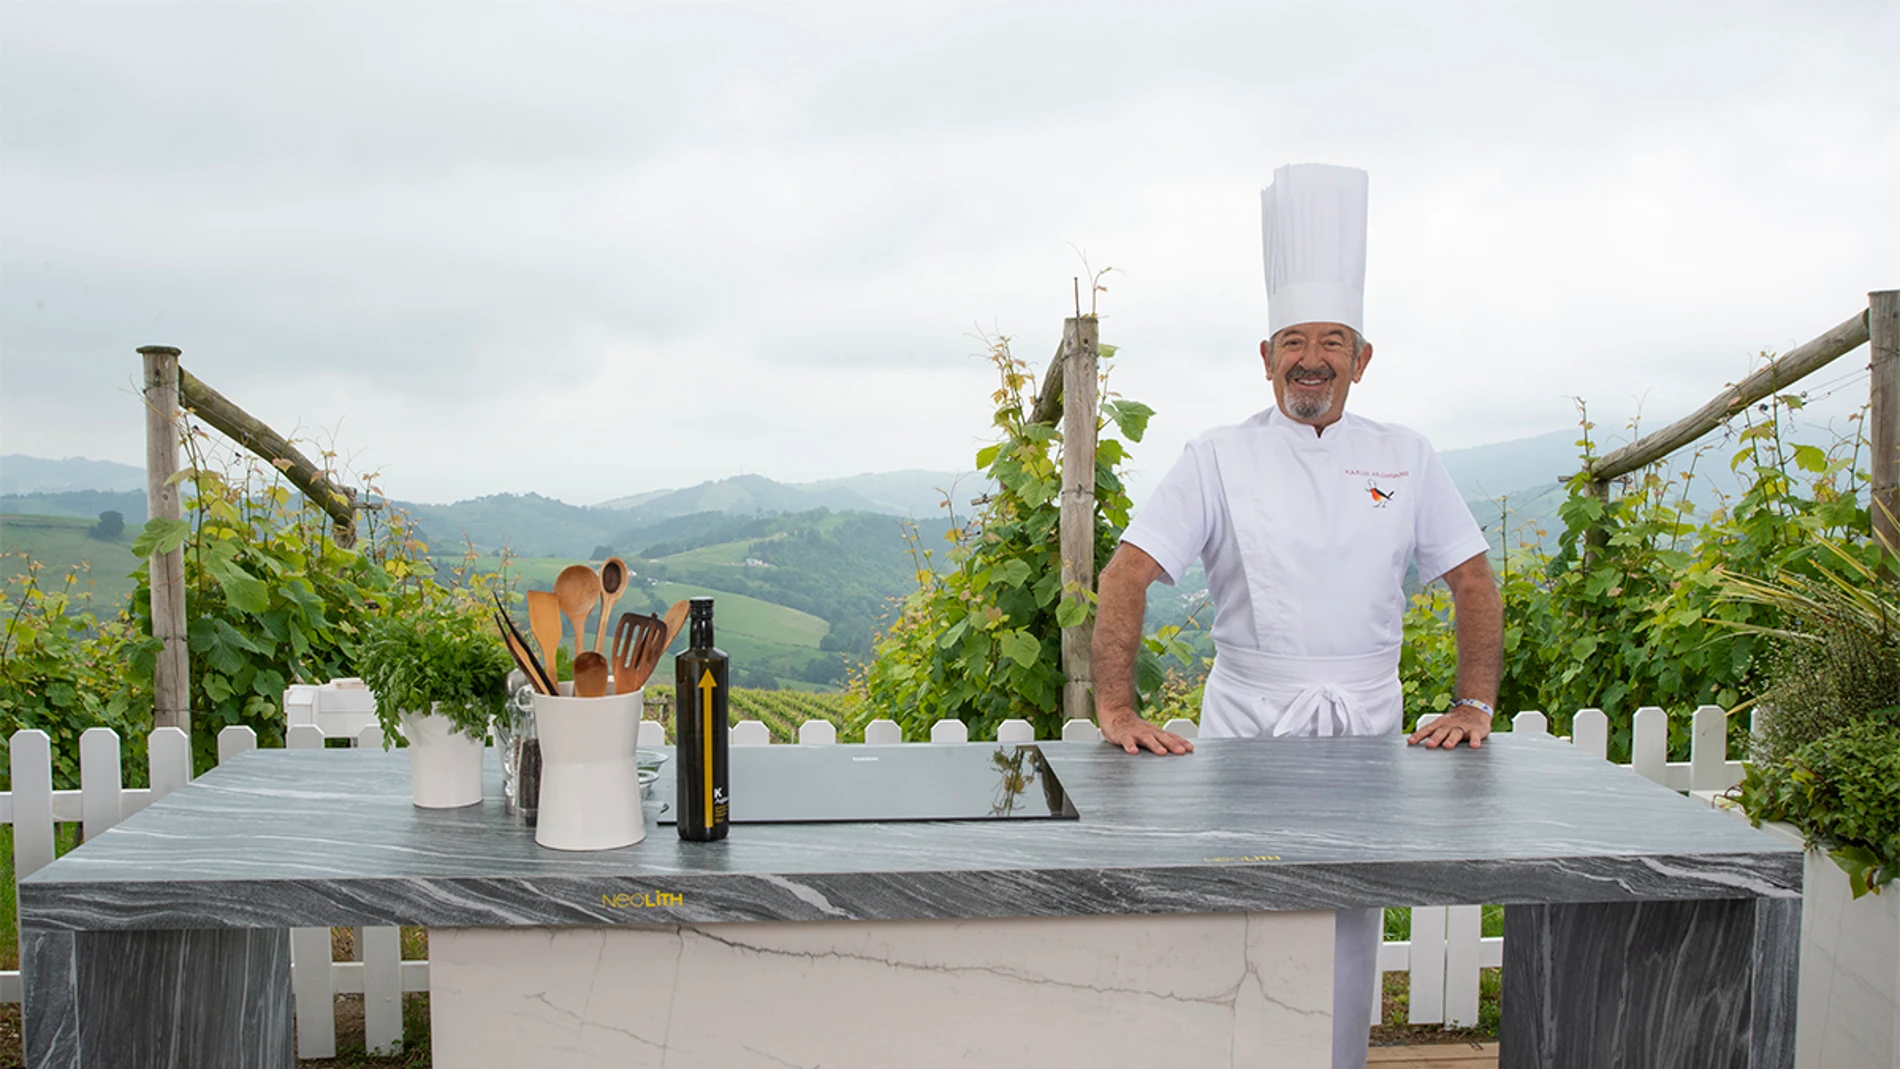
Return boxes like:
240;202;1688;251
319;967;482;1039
355;595;513;743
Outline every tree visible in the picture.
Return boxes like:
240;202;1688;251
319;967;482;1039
89;510;125;541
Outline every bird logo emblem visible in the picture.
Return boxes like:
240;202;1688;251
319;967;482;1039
1367;481;1395;509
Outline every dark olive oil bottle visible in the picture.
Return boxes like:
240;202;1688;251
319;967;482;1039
674;597;729;841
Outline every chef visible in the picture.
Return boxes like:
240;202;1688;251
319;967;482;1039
1090;163;1504;1069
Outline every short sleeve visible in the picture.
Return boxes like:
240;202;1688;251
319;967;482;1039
1119;444;1212;586
1411;445;1490;584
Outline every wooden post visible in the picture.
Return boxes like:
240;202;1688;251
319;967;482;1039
1871;290;1900;554
1582;478;1611;569
141;345;190;734
178;368;359;547
1059;317;1099;723
1586;309;1870;483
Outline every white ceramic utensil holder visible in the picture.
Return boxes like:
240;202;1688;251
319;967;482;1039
533;686;646;851
402;706;486;809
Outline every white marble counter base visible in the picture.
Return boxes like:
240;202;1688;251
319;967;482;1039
430;911;1336;1069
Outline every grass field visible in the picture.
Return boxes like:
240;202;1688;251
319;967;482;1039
651;535;779;566
647;581;826;648
0;513;139;610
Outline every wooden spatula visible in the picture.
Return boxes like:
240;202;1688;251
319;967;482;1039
661;599;689;652
612;612;667;694
526;591;563;685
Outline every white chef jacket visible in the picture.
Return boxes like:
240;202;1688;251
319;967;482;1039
1122;406;1487;739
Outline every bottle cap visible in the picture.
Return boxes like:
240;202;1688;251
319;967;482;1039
689;596;714;620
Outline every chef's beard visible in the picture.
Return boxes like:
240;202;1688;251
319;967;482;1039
1284;377;1336;420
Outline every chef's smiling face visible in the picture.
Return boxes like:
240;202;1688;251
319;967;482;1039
1259;322;1372;432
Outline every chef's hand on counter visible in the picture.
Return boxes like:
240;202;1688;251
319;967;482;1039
1406;706;1493;750
1091;546;1193;755
1099;711;1195;755
1411;554;1504;751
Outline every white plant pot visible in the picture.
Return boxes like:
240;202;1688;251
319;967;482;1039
532;686;646;851
1793;835;1900;1069
400;707;486;809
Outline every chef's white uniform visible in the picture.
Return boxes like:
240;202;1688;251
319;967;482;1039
1121;404;1488;1069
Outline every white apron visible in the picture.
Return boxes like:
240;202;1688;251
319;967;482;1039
1201;644;1402;739
1203;416;1406;1069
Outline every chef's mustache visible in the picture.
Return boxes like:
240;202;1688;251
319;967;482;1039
1284;364;1337;383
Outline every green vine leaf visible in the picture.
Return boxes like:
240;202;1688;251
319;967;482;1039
997;629;1040;669
130;517;191;558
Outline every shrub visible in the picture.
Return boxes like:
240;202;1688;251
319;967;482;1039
1737;718;1900;897
0;557;157;789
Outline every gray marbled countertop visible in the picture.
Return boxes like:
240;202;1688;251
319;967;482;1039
19;735;1799;932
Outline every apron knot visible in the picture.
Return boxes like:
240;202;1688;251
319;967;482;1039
1200;644;1402;739
1273;682;1371;737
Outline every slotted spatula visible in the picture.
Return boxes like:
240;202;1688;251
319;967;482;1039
612;612;667;694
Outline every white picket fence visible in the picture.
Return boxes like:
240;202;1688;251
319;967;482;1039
0;702;1747;1053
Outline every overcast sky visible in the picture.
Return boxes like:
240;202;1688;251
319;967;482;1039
3;0;1894;507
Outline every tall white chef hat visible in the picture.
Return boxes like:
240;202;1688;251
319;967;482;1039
1261;163;1369;335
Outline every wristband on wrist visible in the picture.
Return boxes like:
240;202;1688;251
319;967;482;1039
1449;697;1495;718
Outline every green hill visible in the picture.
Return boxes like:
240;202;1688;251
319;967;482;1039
0;514;141;611
395;493;621;559
0;491;147;526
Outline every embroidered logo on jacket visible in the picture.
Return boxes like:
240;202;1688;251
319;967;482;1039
1367;481;1395;508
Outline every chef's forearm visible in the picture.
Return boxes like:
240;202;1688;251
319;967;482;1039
1447;556;1503;705
1092;546;1160;720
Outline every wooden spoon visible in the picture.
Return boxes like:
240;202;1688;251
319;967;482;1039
553;565;601;664
593;556;630;654
571;651;610;698
526;590;564;685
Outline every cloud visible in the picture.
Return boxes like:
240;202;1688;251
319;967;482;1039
2;0;1895;507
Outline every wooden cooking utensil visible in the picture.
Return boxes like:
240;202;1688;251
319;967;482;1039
526;590;564;684
632;623;668;692
610;612;645;694
661;599;690;653
571;651;610;698
612;612;667;693
491;594;555;695
593;556;630;653
493;612;553;696
553;565;601;664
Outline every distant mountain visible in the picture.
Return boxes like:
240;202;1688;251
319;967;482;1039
1439;429;1582;503
597;470;973;523
1434;427;1752;555
0;455;145;495
789;470;981;518
392;493;622;559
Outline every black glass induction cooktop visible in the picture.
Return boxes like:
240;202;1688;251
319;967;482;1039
652;744;1080;824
